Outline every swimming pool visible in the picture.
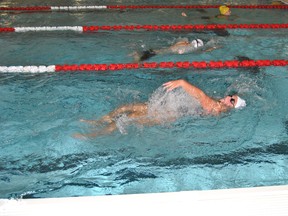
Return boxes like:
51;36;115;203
0;0;287;199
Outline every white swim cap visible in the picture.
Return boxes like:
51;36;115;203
235;96;246;109
191;39;204;48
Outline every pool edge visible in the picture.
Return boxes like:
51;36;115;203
1;185;288;216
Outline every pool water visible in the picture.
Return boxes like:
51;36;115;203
0;0;288;198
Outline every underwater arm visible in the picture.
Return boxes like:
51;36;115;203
73;122;118;139
154;47;171;55
202;39;222;52
203;45;222;52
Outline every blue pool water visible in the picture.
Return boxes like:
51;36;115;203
0;0;288;198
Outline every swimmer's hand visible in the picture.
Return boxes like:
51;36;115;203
73;133;88;140
178;49;185;54
79;119;102;125
163;79;185;91
79;119;95;124
181;12;187;17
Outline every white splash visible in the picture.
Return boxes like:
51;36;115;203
147;86;201;122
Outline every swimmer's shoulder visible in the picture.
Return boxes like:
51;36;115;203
215;14;229;19
215;14;238;20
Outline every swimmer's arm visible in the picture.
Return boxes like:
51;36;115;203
163;79;217;112
216;14;238;20
155;40;189;55
154;47;171;55
230;15;239;20
174;40;189;45
203;45;222;52
170;41;189;50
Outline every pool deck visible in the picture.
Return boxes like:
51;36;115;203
1;185;288;216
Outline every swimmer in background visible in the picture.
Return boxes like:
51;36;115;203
201;5;238;21
133;38;219;62
271;1;286;5
74;79;246;138
178;9;230;36
216;5;231;18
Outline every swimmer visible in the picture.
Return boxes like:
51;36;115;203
217;5;231;17
271;1;285;5
181;8;207;17
180;10;230;37
133;38;218;62
235;55;260;73
202;5;237;21
74;79;246;138
216;5;239;20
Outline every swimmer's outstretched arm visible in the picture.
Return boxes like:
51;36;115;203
163;79;217;112
155;40;190;55
154;47;171;55
79;115;113;126
73;122;118;139
203;45;222;52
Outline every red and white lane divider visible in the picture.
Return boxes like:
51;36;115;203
1;23;288;33
0;5;287;11
0;59;287;73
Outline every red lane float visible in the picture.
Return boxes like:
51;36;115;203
0;59;286;73
0;5;287;11
0;27;15;32
1;23;287;33
43;59;288;71
83;23;288;32
108;5;288;9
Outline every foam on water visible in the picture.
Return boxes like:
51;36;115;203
148;86;202;121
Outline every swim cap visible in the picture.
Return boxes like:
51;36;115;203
235;96;246;109
191;39;204;48
219;5;230;15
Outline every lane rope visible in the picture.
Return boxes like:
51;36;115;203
1;23;287;33
0;59;286;73
0;5;287;11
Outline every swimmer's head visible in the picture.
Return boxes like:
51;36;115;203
191;39;204;48
220;95;246;109
219;5;231;16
